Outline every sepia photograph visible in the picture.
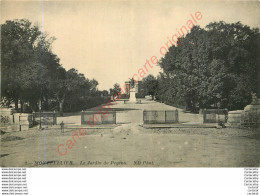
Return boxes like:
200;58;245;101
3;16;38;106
1;0;260;168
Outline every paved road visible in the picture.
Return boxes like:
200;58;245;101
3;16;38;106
57;99;203;125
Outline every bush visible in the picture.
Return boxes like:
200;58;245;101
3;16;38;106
63;96;108;112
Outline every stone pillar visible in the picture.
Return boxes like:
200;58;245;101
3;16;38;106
18;113;32;131
0;108;15;125
129;88;136;102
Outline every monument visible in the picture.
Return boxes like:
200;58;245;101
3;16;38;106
129;87;137;102
124;79;140;104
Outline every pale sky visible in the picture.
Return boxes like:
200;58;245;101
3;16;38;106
1;0;260;90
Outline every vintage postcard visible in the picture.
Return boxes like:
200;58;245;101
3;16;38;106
1;0;259;167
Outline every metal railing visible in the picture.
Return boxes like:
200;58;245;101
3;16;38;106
143;110;179;124
81;111;116;125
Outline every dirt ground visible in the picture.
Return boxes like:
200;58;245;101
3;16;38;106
1;99;259;167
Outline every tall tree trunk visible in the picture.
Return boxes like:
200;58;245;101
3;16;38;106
14;98;18;110
59;100;64;116
20;98;24;113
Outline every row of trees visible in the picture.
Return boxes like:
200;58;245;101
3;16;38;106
1;19;106;115
3;20;258;114
142;22;260;112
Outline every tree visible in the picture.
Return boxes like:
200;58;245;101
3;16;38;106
89;79;99;96
50;68;85;115
110;83;121;97
142;74;158;100
101;90;109;97
158;21;259;111
1;19;105;115
1;19;41;111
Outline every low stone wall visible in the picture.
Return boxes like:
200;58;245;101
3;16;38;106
81;111;116;125
227;110;243;127
240;104;260;128
143;110;179;124
227;100;260;128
